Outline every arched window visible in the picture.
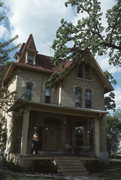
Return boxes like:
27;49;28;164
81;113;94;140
85;89;92;108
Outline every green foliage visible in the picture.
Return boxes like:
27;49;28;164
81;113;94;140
2;159;24;172
0;1;19;154
114;108;121;121
85;160;107;173
45;72;62;88
27;160;58;174
0;113;6;153
52;0;121;66
104;71;116;111
105;114;121;155
0;2;19;65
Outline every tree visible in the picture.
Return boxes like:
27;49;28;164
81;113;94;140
52;0;121;66
106;114;121;156
0;1;19;152
47;0;118;111
114;108;121;120
0;1;18;109
104;71;116;111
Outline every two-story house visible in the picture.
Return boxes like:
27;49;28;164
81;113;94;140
2;34;113;169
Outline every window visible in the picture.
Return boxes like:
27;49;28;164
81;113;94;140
85;89;92;108
77;64;83;78
24;82;33;101
27;54;34;64
77;62;91;80
45;89;51;103
84;63;91;80
75;87;82;107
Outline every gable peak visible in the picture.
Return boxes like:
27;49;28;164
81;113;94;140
26;34;38;52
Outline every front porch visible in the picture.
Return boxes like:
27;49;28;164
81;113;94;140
6;100;107;166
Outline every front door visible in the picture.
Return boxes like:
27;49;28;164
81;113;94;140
44;119;61;151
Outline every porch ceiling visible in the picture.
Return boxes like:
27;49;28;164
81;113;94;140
9;99;107;118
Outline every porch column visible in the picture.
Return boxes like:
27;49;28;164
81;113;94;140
94;117;100;157
20;108;30;155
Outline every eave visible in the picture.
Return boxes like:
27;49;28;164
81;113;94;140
3;63;54;86
9;99;107;118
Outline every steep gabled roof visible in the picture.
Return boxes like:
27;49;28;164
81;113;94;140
53;51;113;93
3;34;113;94
15;34;38;63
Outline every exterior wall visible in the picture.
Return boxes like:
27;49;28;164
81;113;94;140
61;65;105;110
16;69;58;104
4;75;18;155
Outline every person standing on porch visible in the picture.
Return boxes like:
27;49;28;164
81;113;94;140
31;126;39;154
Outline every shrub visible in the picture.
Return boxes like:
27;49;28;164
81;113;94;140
85;160;108;173
26;160;58;174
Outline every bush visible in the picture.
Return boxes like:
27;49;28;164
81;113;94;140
26;160;58;174
85;160;108;173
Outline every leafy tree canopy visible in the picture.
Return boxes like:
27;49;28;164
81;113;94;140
106;114;121;155
104;71;116;111
0;2;19;66
52;0;121;66
0;1;19;152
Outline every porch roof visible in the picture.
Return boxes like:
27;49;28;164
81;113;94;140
9;99;107;118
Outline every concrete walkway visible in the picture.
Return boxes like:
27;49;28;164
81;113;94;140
0;169;104;180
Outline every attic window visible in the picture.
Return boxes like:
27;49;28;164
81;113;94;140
77;62;91;80
27;54;35;64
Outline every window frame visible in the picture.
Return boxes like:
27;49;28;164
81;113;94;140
77;62;91;80
75;87;82;108
24;82;33;101
27;53;35;64
45;88;51;104
85;89;92;108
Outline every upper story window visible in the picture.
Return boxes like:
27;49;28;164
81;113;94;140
85;89;92;108
45;88;51;103
77;62;91;80
84;63;91;79
75;87;82;107
77;64;83;78
24;82;33;101
27;54;35;64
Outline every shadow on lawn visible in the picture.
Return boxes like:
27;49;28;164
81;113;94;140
98;160;121;180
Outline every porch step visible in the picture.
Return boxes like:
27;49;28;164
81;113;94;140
54;156;88;176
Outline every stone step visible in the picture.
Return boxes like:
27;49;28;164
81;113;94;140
54;156;88;176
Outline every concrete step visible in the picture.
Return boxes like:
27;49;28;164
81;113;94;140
54;156;88;176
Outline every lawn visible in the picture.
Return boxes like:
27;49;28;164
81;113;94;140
11;177;64;180
98;159;121;180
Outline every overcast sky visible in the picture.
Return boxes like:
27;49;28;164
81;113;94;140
0;0;121;110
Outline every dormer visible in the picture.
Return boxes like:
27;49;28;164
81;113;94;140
25;34;38;65
15;34;38;64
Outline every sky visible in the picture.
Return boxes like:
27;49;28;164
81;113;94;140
0;0;121;110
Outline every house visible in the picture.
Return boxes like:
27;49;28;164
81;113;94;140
2;34;113;169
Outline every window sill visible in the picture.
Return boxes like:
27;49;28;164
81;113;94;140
76;77;92;82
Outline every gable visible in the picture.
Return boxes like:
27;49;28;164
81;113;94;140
54;51;113;93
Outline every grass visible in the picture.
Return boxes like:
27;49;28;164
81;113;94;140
98;159;121;180
11;177;64;180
